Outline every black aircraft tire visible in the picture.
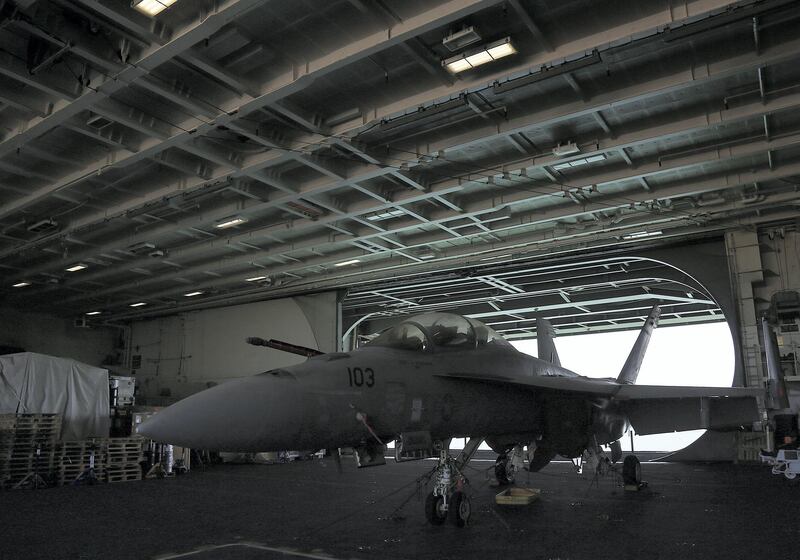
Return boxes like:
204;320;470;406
425;493;446;525
622;455;642;485
495;455;514;485
449;491;471;527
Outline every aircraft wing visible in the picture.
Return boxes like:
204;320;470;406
434;372;621;395
435;372;761;434
614;384;762;435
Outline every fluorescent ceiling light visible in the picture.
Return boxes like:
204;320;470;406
184;291;204;297
12;282;30;288
65;263;87;272
446;58;473;73
443;37;516;73
622;230;663;240
132;0;178;17
465;50;493;67
419;254;436;260
85;311;102;316
245;276;268;282
129;302;147;307
486;42;516;59
334;259;361;267
367;209;405;222
553;154;607;171
215;216;247;229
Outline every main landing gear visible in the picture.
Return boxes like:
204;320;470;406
495;445;524;485
425;438;481;527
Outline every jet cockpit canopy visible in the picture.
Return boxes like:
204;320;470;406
368;312;513;351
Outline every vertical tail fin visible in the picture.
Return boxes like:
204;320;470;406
616;305;661;385
762;316;790;410
536;315;561;367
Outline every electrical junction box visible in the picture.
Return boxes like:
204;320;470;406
110;375;135;407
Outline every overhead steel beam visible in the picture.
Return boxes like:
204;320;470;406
3;3;792;240
12;114;800;289
12;74;800;280
508;0;553;52
53;156;800;309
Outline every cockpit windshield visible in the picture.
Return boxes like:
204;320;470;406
367;313;512;351
368;322;428;351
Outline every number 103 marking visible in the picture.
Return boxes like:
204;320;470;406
348;367;375;387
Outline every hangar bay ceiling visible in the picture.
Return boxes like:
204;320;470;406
1;0;799;324
342;253;722;343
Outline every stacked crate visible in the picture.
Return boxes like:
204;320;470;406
0;413;62;488
103;437;144;483
57;440;105;485
0;415;15;486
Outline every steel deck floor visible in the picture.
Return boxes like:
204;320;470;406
0;458;796;560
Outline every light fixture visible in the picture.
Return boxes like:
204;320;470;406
366;209;405;222
85;311;102;316
622;230;663;240
245;276;268;282
184;291;204;297
129;302;147;307
131;0;178;17
65;263;88;272
552;154;607;171
442;26;482;52
552;142;581;157
419;254;436;260
12;282;30;288
443;37;517;74
214;216;247;229
334;259;361;267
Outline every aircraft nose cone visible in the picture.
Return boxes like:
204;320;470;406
136;375;306;452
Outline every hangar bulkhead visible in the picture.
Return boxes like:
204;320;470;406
1;1;799;558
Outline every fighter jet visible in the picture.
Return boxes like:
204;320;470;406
138;305;761;527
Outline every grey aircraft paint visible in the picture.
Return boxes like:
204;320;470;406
138;306;761;525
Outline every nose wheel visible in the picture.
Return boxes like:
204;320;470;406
425;438;480;527
424;492;447;525
448;491;471;527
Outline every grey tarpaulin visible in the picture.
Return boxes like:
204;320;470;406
0;352;110;440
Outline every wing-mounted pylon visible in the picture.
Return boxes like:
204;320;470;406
616;305;661;385
535;315;561;367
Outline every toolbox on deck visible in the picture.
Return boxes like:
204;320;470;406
495;487;541;506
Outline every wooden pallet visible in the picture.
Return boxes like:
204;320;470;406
104;465;142;483
0;416;62;488
104;437;144;466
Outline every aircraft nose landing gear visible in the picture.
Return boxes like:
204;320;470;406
425;440;478;527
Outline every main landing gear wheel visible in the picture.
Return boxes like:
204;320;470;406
425;492;447;525
448;491;471;527
622;455;642;486
495;454;515;485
